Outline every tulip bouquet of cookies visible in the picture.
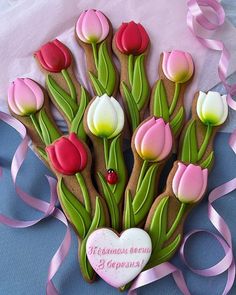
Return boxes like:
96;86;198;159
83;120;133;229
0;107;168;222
7;8;229;290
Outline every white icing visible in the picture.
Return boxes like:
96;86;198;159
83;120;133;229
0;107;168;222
86;228;152;288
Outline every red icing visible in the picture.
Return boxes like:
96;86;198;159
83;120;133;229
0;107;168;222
46;133;87;175
115;21;149;55
35;39;71;73
106;169;118;184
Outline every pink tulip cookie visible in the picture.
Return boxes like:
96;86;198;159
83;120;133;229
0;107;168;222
75;9;118;97
144;90;228;269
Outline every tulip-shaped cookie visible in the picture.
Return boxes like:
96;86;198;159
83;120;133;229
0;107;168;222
46;133;109;282
35;39;90;140
113;21;150;131
8;78;61;160
144;90;228;269
76;9;118;96
150;50;194;137
123;117;173;229
84;94;127;231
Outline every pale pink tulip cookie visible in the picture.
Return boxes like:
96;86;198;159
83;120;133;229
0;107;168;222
75;9;119;97
144;90;228;269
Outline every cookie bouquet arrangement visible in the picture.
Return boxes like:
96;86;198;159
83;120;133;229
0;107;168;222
7;9;229;291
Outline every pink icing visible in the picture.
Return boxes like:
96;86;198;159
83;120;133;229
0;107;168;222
8;78;44;116
172;163;208;203
162;50;194;83
76;9;109;44
134;117;173;161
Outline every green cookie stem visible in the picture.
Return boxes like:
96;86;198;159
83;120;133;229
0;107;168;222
198;124;213;161
75;172;91;214
165;202;187;240
103;137;109;168
169;82;181;116
61;69;77;102
92;42;99;69
30;113;43;142
136;160;149;192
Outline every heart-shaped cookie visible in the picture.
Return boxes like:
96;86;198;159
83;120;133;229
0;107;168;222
86;228;152;288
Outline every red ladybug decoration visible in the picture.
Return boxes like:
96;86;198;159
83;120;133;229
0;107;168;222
106;169;118;185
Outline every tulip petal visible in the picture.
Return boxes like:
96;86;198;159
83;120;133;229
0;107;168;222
23;78;44;110
162;52;171;80
184;52;194;82
136;24;149;54
172;163;186;197
202;91;226;125
76;11;88;43
54;39;71;69
196;168;208;202
82;10;103;43
108;97;124;138
121;21;142;55
216;95;228;125
196;91;206;123
46;145;65;174
8;82;22;115
178;164;205;203
69;133;87;171
39;42;65;72
115;23;127;53
167;51;190;83
13;78;37;115
134;117;156;157
54;137;82;174
141;118;165;161
157;123;172;160
93;94;118;137
95;10;109;42
87;96;101;136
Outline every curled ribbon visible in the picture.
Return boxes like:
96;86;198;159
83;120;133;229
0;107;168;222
0;111;71;295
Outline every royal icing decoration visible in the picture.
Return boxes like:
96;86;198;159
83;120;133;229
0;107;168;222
76;9;109;44
86;228;152;287
87;94;124;139
46;133;87;175
115;21;149;55
172;163;208;203
8;78;44;116
162;50;194;84
35;39;71;73
134;117;172;162
197;91;228;126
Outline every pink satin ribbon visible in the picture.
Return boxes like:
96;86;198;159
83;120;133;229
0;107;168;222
0;111;71;295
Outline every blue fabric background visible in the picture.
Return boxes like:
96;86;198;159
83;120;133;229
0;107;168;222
1;0;236;294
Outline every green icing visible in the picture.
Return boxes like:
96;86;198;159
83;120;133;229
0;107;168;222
88;71;106;96
79;197;106;281
97;41;116;96
61;69;77;102
121;81;139;131
38;109;60;145
36;146;48;162
201;151;214;169
197;124;213;161
103;137;109;168
132;163;159;225
148;196;169;252
180;119;198;164
136;160;149;193
170;106;184;135
46;75;78;122
107;135;126;204
128;54;134;86
30;113;44;142
131;54;149;111
91;43;99;69
147;234;181;268
70;86;89;140
169;83;181;116
58;178;91;239
152;80;169;122
123;190;135;230
75;172;91;215
97;172;120;230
